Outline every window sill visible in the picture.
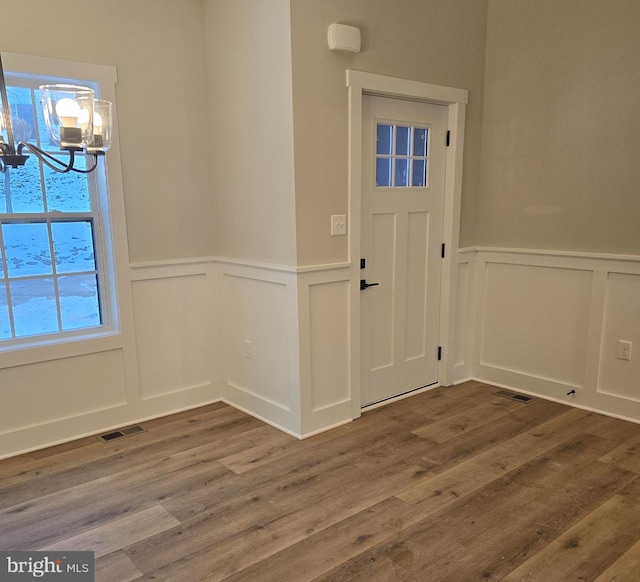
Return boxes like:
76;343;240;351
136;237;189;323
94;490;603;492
0;329;123;370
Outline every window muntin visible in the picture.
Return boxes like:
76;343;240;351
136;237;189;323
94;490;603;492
0;73;111;345
375;122;430;188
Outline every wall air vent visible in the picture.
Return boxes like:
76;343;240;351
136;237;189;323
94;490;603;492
493;390;534;404
99;425;145;442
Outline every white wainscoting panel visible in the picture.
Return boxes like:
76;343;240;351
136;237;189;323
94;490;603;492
224;274;291;410
220;264;301;435
132;274;212;401
0;349;128;457
0;349;127;434
480;262;592;388
598;272;640;400
0;259;224;460
297;267;353;436
308;281;350;412
453;252;474;383
468;248;640;423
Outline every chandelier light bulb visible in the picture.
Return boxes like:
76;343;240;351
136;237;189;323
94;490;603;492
56;97;81;128
1;52;111;173
88;99;112;152
78;107;91;132
93;111;103;136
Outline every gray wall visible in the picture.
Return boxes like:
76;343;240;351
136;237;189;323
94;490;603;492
289;0;489;265
8;1;633;263
478;0;640;254
203;0;298;266
0;0;214;263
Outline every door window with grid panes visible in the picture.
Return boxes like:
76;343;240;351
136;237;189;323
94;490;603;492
0;74;112;344
375;122;430;188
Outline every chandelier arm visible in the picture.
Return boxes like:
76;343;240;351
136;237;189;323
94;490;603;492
17;142;74;173
17;141;69;167
71;154;99;174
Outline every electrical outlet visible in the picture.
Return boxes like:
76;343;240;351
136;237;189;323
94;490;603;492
331;214;347;236
617;340;632;361
244;340;252;360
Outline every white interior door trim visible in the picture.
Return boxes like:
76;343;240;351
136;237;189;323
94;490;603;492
346;69;468;418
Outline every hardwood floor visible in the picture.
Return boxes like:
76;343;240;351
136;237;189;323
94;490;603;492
2;381;640;581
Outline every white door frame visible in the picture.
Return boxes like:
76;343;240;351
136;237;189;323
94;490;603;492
347;70;468;418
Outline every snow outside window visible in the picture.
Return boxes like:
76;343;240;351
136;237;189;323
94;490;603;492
0;72;116;347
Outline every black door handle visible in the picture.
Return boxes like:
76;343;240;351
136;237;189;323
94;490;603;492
360;279;380;291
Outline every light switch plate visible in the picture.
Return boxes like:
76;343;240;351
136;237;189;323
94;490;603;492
331;214;347;236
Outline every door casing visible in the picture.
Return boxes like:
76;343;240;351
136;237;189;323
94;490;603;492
346;70;468;417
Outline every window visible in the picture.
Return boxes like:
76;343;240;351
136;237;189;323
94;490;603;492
0;66;116;347
375;122;430;188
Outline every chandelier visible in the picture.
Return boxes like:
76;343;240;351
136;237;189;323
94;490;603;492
0;52;112;174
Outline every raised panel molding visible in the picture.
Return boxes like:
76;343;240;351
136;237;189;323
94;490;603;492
132;274;212;400
223;274;292;412
1;256;357;458
297;268;353;437
219;262;354;439
219;264;301;435
308;281;350;412
464;247;640;424
6;247;640;460
453;254;473;384
481;262;592;387
598;272;640;401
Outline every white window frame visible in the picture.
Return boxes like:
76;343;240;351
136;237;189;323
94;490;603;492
0;53;131;368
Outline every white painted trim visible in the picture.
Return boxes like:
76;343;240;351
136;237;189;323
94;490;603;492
129;247;640;276
2;52;117;84
346;70;468;105
295;262;351;273
131;256;351;275
347;69;468;416
299;419;353;440
472;246;640;263
130;257;218;270
220;398;303;440
468;377;640;427
360;383;441;412
458;246;477;256
0;53;136;404
0;398;222;461
212;256;297;273
438;102;466;386
0;333;123;370
227;382;292;412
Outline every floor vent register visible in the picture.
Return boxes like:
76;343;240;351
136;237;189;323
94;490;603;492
493;390;534;404
99;425;145;442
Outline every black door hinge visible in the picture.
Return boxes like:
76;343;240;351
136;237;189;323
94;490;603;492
438;346;442;361
441;243;446;258
446;130;451;147
360;258;366;269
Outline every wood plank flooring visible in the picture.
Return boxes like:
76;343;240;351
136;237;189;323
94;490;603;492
3;381;640;581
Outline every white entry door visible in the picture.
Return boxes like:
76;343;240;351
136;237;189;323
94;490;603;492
360;95;448;406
